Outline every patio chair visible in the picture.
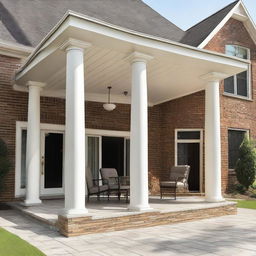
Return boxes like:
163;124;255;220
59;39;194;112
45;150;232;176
86;167;109;201
100;168;130;202
160;165;190;200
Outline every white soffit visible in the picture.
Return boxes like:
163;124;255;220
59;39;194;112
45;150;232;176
14;11;248;105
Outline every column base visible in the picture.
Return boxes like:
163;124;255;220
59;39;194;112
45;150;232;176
23;199;42;206
60;208;89;218
205;196;225;203
128;204;153;212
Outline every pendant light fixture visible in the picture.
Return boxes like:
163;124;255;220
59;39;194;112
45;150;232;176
103;86;116;111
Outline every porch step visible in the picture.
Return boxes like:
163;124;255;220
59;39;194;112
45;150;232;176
7;202;58;230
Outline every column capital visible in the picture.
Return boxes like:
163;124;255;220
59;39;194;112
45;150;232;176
26;81;46;89
200;72;229;82
125;51;153;64
60;38;91;52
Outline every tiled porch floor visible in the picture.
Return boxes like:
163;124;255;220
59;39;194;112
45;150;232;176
9;196;235;226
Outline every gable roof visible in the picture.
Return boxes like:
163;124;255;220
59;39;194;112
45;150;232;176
0;0;185;47
180;0;239;47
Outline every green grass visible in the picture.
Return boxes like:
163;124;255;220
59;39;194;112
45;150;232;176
235;200;256;210
0;228;45;256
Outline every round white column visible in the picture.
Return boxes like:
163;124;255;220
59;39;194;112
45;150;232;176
128;52;153;211
62;39;90;216
205;80;224;202
24;81;44;206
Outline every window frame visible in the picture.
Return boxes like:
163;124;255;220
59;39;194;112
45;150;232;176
224;45;251;100
227;128;250;171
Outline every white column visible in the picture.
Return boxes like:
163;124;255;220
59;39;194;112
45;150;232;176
202;72;226;202
61;39;91;216
127;52;153;211
24;81;45;206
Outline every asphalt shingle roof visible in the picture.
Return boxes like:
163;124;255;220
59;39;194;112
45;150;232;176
0;0;241;48
0;0;185;47
180;0;239;47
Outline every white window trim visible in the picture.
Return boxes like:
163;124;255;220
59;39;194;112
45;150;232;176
15;121;131;197
228;128;250;172
224;45;251;100
174;129;204;193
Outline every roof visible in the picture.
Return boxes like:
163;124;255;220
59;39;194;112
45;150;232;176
0;0;185;47
180;0;239;47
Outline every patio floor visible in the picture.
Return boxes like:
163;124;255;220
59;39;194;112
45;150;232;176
0;208;254;255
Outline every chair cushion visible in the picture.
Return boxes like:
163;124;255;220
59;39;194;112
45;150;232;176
89;185;109;194
169;165;190;183
100;168;118;182
160;181;185;188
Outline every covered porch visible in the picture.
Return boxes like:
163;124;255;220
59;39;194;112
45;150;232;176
14;11;248;235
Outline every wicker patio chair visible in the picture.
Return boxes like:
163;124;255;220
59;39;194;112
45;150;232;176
86;167;109;201
160;165;190;200
100;168;130;202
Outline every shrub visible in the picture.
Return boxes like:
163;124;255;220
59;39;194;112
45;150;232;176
235;137;256;190
0;139;11;192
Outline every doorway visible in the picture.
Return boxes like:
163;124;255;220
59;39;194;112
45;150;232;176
40;131;64;195
102;136;125;176
175;129;203;192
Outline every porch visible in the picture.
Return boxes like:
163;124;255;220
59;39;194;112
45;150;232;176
13;11;248;236
9;197;236;237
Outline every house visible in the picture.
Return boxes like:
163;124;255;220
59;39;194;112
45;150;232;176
0;0;254;219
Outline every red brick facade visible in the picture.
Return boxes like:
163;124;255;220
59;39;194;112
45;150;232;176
0;18;255;201
204;18;256;191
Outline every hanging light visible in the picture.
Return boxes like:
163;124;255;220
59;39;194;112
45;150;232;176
103;86;116;111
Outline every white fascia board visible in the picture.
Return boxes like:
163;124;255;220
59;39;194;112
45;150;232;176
0;39;33;59
198;1;256;49
15;17;71;80
239;1;256;45
16;9;248;82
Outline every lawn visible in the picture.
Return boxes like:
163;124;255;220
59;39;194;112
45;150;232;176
235;200;256;210
0;228;45;256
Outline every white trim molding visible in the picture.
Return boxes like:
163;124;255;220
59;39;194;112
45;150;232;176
174;129;204;193
0;39;33;59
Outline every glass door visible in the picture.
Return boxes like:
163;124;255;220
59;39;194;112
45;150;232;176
40;131;64;195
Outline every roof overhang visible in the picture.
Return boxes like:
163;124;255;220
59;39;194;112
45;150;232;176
0;39;33;59
15;11;249;105
198;0;256;48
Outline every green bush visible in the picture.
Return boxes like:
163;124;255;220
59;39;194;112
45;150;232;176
0;139;11;192
235;137;256;190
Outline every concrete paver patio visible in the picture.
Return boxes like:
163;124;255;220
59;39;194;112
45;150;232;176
0;208;255;256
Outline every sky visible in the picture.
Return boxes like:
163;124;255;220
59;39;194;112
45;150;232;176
142;0;256;30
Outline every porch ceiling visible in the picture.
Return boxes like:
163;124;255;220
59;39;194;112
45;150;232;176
15;12;249;105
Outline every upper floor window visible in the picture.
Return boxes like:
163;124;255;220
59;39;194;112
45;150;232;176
224;45;250;98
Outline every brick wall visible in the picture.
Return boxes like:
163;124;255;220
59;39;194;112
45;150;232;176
150;91;205;193
204;18;256;191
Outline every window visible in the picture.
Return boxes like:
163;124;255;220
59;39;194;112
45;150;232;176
224;45;250;98
228;129;248;170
